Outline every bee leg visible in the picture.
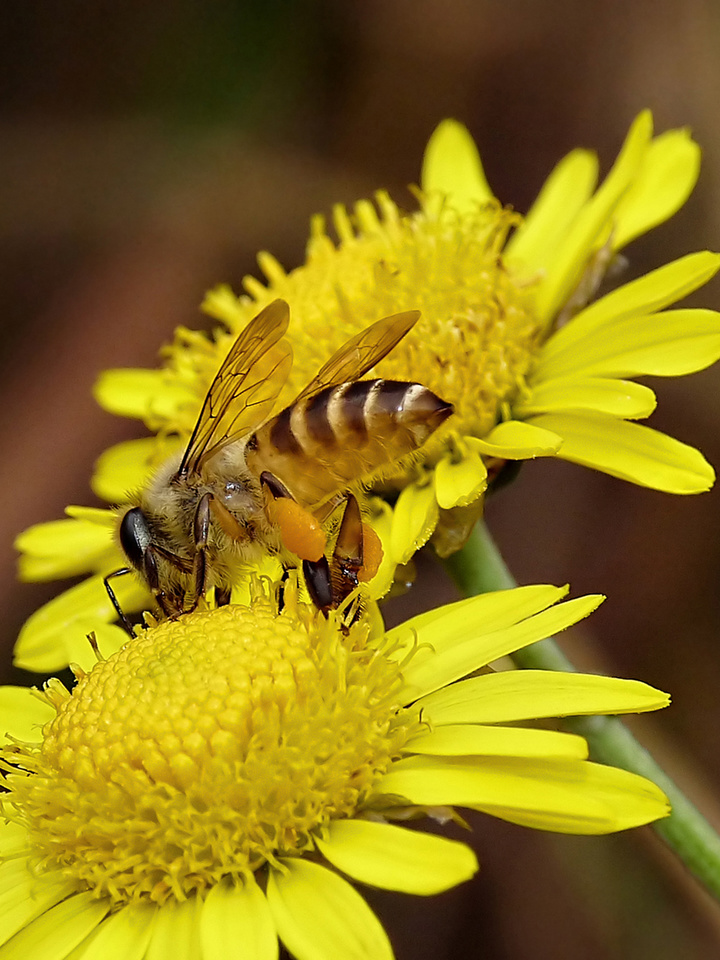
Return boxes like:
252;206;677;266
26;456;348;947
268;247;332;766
276;567;291;612
328;494;363;608
103;567;135;637
215;586;231;607
260;471;327;563
259;470;293;501
144;545;181;619
185;492;213;614
303;556;333;613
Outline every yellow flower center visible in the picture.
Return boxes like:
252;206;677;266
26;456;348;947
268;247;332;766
176;197;541;443
3;595;412;906
299;200;542;436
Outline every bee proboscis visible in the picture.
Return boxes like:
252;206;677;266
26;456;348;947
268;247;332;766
106;299;453;629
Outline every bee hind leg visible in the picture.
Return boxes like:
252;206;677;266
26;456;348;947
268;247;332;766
303;494;366;615
302;556;333;613
260;471;327;563
328;493;363;608
259;471;293;501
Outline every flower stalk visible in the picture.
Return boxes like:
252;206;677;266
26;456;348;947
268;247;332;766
445;521;720;901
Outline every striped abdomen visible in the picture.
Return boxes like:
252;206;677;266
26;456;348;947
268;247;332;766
246;379;453;506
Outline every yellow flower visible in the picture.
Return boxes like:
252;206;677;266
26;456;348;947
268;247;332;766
16;110;720;660
0;579;669;959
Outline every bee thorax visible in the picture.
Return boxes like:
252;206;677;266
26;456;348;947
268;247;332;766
221;480;257;512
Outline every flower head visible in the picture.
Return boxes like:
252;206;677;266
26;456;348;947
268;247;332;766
0;579;669;959
16;110;720;662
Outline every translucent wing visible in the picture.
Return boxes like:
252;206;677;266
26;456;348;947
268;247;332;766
293;310;420;403
245;310;425;506
178;299;292;477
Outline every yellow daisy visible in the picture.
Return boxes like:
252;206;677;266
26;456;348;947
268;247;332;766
16;110;720;662
0;578;669;959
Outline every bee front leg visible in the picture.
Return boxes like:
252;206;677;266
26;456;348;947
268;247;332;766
103;567;135;637
144;545;181;619
186;492;213;614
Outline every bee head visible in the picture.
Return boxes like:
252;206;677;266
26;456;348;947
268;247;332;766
119;506;152;572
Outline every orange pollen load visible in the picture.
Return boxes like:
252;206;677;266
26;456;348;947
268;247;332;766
358;523;383;581
268;497;327;561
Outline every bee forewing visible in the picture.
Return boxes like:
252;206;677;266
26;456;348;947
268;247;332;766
178;299;292;477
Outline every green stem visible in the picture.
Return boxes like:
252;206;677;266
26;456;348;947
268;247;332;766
444;521;720;902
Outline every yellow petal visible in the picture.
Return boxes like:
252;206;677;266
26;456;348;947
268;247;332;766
65;623;130;672
0;687;54;742
0;890;109;960
390;480;439;564
535;111;653;324
363;499;397;601
433;448;487;509
14;575;148;673
421;120;493;216
536;310;720;381
505;148;598;272
317;820;477;895
405;724;588;760
267;860;393;960
63;929;103;960
80;904;157;960
612;127;701;250
468;421;563;458
65;505;118;526
94;369;195;424
145;898;202;960
92;438;167;503
201;879;277;960
0;823;28;859
516;377;656;419
418;670;670;724
390;583;568;646
527;412;715;493
16;515;117;582
539;251;720;361
393;590;602;702
380;755;669;833
0;862;78;950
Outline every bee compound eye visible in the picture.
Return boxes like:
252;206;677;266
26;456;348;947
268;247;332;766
119;507;152;570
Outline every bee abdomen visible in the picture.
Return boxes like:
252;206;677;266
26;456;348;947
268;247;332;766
362;380;452;440
250;380;453;505
301;379;453;449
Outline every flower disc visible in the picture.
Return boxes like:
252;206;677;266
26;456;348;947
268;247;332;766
7;599;410;906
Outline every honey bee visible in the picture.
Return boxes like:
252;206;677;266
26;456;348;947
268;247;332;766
105;299;453;630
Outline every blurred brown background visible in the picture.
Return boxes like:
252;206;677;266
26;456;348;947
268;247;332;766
3;1;720;957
